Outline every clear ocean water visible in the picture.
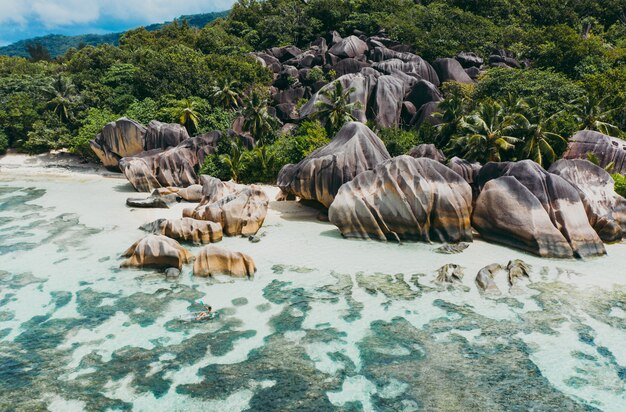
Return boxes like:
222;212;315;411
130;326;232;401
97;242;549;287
0;173;625;411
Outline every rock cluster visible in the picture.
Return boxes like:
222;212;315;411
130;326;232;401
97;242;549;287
184;179;269;236
119;132;222;192
473;160;605;258
142;218;223;244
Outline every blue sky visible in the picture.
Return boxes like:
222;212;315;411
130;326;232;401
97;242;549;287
0;0;236;46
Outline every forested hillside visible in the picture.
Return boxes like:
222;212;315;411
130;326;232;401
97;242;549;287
0;11;229;58
0;0;624;186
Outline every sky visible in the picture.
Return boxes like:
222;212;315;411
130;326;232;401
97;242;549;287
0;0;236;46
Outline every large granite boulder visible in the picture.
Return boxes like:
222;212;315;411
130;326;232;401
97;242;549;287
142;217;223;245
119;133;222;192
473;160;606;258
329;35;368;59
405;80;443;111
408;144;445;162
277;122;391;207
371;58;440;86
193;245;256;278
549;159;626;242
152;184;204;202
562;130;626;174
184;185;269;236
329;156;473;243
90;118;147;168
455;52;483;68
144;121;189;150
432;58;475;84
368;75;406;128
120;234;192;270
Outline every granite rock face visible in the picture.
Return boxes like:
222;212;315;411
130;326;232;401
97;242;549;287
473;160;606;258
193;245;256;278
549;159;626;242
184;184;269;237
120;234;192;270
562;130;626;174
144;120;189;151
329;156;473;243
90;118;147;168
119;133;222;192
143;218;223;245
277;122;390;207
408;144;445;162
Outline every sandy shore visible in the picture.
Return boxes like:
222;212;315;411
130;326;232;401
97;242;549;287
0;151;120;178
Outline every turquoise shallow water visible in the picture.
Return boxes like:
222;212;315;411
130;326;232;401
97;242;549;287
0;173;625;411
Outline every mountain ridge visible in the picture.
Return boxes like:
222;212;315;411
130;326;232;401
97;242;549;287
0;10;229;58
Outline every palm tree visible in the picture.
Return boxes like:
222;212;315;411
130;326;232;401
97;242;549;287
220;139;248;182
210;79;241;109
513;112;566;167
45;76;79;123
500;93;529;117
313;82;361;134
568;94;620;136
433;92;467;147
240;91;277;145
450;101;520;163
175;98;201;135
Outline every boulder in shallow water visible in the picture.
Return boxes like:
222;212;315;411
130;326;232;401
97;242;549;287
193;245;256;278
184;185;269;236
507;260;531;286
475;264;502;295
121;234;192;270
436;264;464;284
329;156;473;243
126;193;180;208
473;160;605;258
152;184;204;202
549;159;626;242
562;130;626;174
435;243;469;254
277;122;390;207
143;217;223;244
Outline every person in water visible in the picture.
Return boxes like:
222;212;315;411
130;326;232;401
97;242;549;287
196;305;213;321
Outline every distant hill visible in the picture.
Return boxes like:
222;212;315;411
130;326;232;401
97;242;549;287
0;11;229;58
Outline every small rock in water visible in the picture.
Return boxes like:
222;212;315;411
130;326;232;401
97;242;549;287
248;235;261;243
475;263;502;296
165;267;181;279
507;259;531;286
435;264;464;284
435;243;469;254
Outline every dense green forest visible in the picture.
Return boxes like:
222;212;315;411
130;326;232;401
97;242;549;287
0;11;229;58
0;0;624;185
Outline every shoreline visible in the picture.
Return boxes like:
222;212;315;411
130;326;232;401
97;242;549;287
0;151;122;179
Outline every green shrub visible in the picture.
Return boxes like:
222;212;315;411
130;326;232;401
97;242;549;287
612;173;626;197
199;154;231;181
0;129;8;154
72;108;118;159
124;98;159;125
377;128;423;157
23;117;72;154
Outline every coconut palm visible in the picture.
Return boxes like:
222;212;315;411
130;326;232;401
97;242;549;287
513;112;566;167
568;94;620;136
313;81;361;134
175;98;201;135
433;92;467;147
220;139;248;182
450;101;520;163
240;91;277;145
45;76;79;123
210;79;241;109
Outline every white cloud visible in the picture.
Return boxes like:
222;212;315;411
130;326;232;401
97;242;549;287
0;0;234;28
